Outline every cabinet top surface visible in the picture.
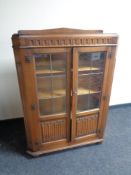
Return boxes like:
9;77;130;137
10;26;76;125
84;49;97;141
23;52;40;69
14;28;118;36
12;28;118;48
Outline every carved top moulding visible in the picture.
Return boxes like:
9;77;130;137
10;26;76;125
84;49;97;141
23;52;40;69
12;28;118;48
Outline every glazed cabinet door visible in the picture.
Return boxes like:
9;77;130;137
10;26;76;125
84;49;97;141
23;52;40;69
71;47;111;141
25;48;71;150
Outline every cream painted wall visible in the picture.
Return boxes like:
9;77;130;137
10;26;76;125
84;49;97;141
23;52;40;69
0;0;131;120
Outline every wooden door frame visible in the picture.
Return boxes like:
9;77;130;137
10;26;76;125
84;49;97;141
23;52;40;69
71;46;110;141
27;47;72;145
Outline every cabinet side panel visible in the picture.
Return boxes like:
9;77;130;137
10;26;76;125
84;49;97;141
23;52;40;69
12;47;32;150
98;46;117;138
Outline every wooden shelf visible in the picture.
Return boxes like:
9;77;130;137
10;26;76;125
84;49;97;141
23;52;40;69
36;67;99;75
78;67;100;71
36;69;65;75
77;108;99;114
38;89;66;99
38;88;100;99
77;88;100;95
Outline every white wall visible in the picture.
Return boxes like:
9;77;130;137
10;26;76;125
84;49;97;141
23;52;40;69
0;0;131;120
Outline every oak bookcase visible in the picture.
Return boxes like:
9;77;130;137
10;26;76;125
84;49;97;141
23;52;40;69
12;28;118;156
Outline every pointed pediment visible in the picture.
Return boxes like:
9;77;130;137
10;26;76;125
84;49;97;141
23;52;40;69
18;28;103;35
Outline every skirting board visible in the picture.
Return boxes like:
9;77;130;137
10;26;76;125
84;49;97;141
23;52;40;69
109;103;131;109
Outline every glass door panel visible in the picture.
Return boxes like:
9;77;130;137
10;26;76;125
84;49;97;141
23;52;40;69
77;51;106;113
34;52;67;116
35;53;66;75
52;53;66;73
37;75;66;99
35;54;51;74
37;76;52;99
39;97;66;116
78;52;105;73
77;94;100;112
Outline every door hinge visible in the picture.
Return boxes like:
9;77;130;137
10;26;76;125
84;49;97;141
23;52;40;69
31;103;37;110
108;51;112;59
25;56;33;63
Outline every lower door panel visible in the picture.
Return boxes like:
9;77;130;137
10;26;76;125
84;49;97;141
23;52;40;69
76;113;99;138
40;117;67;143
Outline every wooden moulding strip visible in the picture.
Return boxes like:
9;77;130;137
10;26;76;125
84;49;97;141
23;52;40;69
26;138;103;156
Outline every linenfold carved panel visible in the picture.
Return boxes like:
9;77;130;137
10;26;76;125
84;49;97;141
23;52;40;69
76;114;98;137
41;119;66;142
19;37;118;48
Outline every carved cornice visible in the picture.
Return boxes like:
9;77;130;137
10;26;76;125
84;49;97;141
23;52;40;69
15;36;118;48
12;28;118;48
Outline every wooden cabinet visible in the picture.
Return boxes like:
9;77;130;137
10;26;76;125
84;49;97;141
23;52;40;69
12;28;118;156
